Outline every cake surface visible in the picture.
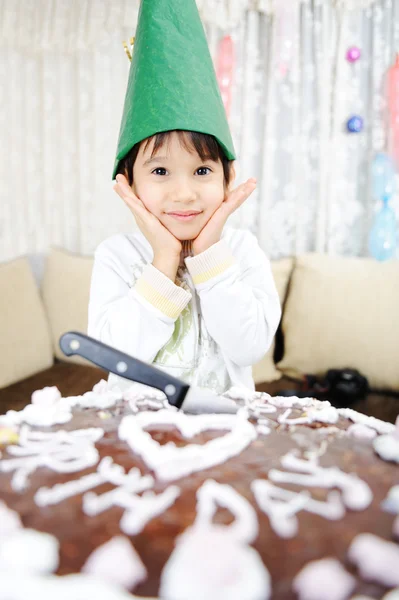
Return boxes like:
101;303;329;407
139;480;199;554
0;384;398;600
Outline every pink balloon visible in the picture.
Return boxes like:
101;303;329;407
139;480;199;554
346;46;361;63
216;36;235;119
388;54;399;167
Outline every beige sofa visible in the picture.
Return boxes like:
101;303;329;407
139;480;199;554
1;248;399;420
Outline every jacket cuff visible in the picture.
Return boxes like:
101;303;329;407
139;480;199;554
134;264;191;319
185;239;236;285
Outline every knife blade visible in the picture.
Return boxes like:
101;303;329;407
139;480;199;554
59;332;238;414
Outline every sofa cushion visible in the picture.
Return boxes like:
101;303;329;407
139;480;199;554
277;253;399;391
252;258;293;384
42;248;94;365
0;258;53;389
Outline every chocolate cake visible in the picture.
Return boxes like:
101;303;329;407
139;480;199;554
0;383;398;600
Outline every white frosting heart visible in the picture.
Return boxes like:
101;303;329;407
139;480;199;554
119;409;257;482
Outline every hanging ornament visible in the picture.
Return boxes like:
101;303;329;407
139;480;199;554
346;116;364;133
346;46;361;63
387;54;399;168
216;35;235;119
371;153;396;201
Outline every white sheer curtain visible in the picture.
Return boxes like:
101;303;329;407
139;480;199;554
0;0;398;262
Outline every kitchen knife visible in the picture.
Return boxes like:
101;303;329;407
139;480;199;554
59;332;238;414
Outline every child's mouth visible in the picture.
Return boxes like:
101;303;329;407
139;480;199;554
166;212;202;222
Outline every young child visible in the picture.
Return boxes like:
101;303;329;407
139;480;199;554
88;0;281;396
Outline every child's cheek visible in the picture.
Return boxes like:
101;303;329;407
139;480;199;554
140;196;161;217
203;181;225;205
132;182;141;199
133;184;158;215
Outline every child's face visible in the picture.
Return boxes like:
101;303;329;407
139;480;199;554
132;132;230;241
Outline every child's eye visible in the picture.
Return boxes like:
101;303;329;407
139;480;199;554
196;167;212;176
152;168;168;176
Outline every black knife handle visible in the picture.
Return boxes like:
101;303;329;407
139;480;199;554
59;331;189;409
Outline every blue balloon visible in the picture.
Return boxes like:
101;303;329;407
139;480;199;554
346;115;363;133
369;198;397;261
371;152;396;201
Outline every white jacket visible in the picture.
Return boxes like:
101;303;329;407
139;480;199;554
88;227;281;393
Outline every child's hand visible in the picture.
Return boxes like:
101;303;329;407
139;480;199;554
114;175;182;261
192;178;257;255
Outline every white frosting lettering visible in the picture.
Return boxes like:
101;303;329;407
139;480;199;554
159;479;270;600
120;487;180;535
195;480;258;544
268;452;372;511
252;480;344;538
0;426;103;491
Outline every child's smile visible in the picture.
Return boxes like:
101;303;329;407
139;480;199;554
165;210;203;222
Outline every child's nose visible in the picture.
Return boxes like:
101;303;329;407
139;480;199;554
170;180;197;204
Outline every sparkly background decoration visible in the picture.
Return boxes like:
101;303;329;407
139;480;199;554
0;0;398;264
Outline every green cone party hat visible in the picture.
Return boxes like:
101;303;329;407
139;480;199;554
112;0;236;179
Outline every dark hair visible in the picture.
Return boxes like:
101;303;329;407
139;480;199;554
115;130;233;187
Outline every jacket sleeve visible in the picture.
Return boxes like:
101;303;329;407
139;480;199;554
88;245;191;363
185;232;281;368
